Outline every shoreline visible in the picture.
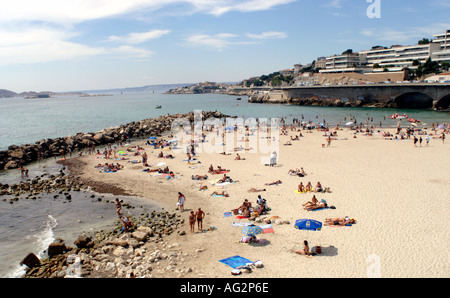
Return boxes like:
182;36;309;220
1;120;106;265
2;110;450;278
44;120;450;278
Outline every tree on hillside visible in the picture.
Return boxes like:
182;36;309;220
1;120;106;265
418;38;431;45
341;49;353;55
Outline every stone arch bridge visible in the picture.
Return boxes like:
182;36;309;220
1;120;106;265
256;84;450;109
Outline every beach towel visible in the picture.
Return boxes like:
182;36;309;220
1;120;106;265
294;189;315;194
212;193;226;197
219;256;253;269
224;212;232;217
213;170;230;175
308;206;335;211
259;224;274;233
236;215;248;219
231;222;252;227
308;207;330;211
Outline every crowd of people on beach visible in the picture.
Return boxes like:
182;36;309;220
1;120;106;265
84;113;448;263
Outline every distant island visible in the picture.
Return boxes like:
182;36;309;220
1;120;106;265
0;83;205;99
0;89;87;99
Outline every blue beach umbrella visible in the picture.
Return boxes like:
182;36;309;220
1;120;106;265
241;225;263;236
294;219;322;231
149;136;157;140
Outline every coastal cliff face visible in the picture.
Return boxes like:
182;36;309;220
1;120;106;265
0;111;228;171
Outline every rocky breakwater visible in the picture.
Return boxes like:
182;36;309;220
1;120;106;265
0;167;85;200
248;93;393;108
20;210;196;278
0;111;229;171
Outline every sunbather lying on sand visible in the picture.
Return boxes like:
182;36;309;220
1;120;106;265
210;191;229;197
324;217;355;226
305;201;328;211
265;180;282;186
248;188;266;192
192;174;208;180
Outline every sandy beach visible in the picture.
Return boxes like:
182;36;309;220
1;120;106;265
65;120;450;278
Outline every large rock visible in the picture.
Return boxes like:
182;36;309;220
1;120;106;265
131;231;148;242
4;160;19;169
74;236;94;249
47;242;67;257
20;252;41;268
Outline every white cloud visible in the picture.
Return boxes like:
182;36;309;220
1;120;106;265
0;26;154;65
185;33;245;51
322;0;343;9
0;0;296;24
208;0;296;16
0;27;104;65
246;31;287;39
0;0;294;64
107;29;171;44
185;31;288;51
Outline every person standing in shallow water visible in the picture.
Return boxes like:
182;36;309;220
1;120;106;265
115;198;122;216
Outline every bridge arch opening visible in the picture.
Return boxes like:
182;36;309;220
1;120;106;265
435;94;450;110
394;92;433;109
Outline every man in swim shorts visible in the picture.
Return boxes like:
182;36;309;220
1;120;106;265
195;208;205;232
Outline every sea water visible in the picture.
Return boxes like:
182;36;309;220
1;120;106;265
0;159;163;278
1;92;449;151
0;92;449;277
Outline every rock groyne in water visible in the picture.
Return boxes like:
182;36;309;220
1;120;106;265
0;111;229;171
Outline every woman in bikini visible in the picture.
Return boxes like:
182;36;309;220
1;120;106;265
189;211;196;233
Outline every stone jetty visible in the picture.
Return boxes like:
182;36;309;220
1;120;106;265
0;111;229;171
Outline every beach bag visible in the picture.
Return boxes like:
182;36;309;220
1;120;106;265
254;260;264;268
231;269;241;275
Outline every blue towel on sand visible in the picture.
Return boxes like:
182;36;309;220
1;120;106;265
219;256;253;269
309;207;330;211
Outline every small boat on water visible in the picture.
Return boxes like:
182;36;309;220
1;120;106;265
236;98;241;100
155;105;162;109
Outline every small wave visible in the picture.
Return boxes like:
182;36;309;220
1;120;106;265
4;215;58;278
35;215;58;259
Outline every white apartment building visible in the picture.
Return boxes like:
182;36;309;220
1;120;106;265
431;30;450;63
320;52;366;73
362;43;441;71
319;30;450;74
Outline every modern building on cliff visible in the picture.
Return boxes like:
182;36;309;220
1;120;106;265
319;30;450;74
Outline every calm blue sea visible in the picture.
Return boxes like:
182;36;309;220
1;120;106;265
0;92;449;277
1;92;449;151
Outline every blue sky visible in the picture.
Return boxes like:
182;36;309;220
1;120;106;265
1;0;449;92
